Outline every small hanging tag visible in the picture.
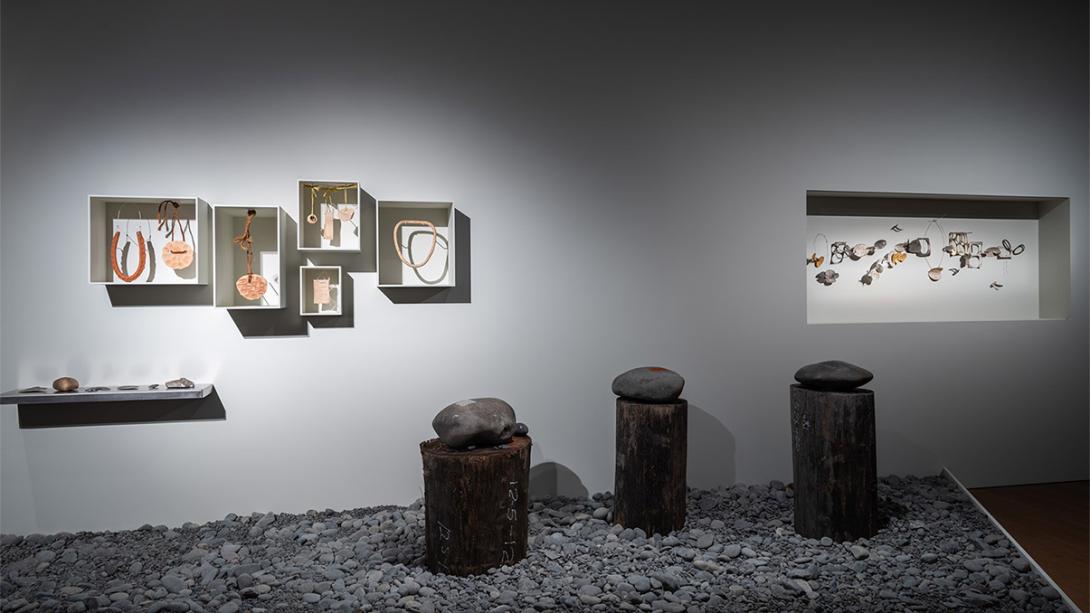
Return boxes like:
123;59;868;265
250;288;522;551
313;277;331;305
322;207;334;240
338;205;355;221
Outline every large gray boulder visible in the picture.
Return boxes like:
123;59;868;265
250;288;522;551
432;397;517;449
794;360;873;392
611;367;685;403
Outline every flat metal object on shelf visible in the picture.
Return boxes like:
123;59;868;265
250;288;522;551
0;384;214;405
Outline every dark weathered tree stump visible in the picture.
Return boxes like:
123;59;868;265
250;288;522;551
420;436;531;575
790;384;878;541
614;398;687;535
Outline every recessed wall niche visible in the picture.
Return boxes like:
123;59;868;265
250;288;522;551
213;205;286;309
805;191;1070;324
89;196;211;285
377;201;455;288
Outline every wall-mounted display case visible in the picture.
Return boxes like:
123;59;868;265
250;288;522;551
213;205;286;309
298;180;361;252
89;196;211;285
377;201;455;288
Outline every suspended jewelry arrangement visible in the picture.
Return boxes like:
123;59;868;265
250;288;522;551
809;217;1029;292
302;182;360;247
233;209;268;301
156;200;195;271
110;207;148;283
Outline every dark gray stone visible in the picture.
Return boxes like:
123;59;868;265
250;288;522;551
431;397;516;449
611;367;685;403
793;360;873;391
514;422;528;436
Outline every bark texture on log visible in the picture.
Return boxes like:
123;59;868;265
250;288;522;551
613;398;687;535
420;436;531;576
790;384;878;541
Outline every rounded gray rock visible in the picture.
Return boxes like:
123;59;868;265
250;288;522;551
611;367;685;403
793;360;873;392
432;397;517;449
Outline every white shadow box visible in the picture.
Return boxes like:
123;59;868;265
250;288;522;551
89;195;211;285
377;201;455;288
298;180;362;252
213;205;286;309
300;265;342;316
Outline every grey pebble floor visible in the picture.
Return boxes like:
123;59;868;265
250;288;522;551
0;474;1070;612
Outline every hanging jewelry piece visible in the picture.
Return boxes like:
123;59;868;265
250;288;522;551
304;183;358;228
110;212;147;283
990;281;1003;291
306;188;318;225
890;224;903;232
393;219;438;268
919;219;947;282
233;209;268;300
815;269;838;286
157;200;195;270
806;233;829;268
828;241;849;265
322;203;334;240
313;276;331;306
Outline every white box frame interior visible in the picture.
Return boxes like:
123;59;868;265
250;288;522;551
88;195;211;285
377;201;456;288
298;180;362;252
805;191;1071;324
300;265;342;316
213;205;286;309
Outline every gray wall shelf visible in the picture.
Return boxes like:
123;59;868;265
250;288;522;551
1;384;214;406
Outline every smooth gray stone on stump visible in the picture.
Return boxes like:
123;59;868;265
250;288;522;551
614;398;687;536
790;384;878;541
420;436;531;575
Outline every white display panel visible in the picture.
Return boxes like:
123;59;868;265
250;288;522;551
807;215;1040;324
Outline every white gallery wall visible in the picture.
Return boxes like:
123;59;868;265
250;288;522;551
1;0;1087;534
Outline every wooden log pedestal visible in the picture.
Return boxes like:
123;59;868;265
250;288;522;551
790;384;878;541
613;398;687;536
420;436;531;576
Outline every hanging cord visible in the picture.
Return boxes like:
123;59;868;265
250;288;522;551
808;233;829;267
233;209;257;280
157;200;182;241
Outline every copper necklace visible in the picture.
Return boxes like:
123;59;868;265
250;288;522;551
157;200;195;270
393;220;438;268
110;214;147;283
233;209;268;300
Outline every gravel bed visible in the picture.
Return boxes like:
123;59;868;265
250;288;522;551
0;474;1070;612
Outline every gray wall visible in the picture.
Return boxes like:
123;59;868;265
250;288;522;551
1;0;1086;534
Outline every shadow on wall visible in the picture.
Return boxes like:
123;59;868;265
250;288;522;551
687;403;736;489
380;210;471;304
106;283;213;307
530;461;589;500
17;389;226;428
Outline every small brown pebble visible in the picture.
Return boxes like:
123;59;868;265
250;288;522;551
52;377;79;392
